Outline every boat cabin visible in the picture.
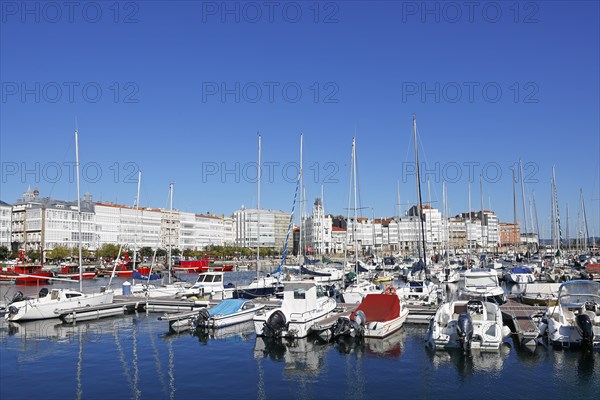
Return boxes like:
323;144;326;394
282;281;327;316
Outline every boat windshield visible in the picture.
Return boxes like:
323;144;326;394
465;275;498;287
558;281;600;305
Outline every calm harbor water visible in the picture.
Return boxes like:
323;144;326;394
1;273;599;399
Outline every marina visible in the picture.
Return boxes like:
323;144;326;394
1;2;599;399
2;304;600;400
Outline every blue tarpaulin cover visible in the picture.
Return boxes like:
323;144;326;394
513;267;532;274
208;299;246;317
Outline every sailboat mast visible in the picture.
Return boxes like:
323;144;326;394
299;133;303;264
427;177;432;256
512;167;518;257
321;184;325;255
133;171;141;273
75;127;83;290
581;189;589;249
442;180;447;263
352;137;359;275
257;133;261;280
412;115;427;266
344;143;353;270
168;182;174;285
467;181;472;262
519;160;529;256
566;203;570;251
479;174;485;257
397;181;403;255
532;192;540;245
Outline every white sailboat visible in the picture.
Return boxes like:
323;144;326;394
233;134;283;298
341;137;382;303
6;126;114;322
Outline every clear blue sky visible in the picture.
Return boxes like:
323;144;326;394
1;1;599;240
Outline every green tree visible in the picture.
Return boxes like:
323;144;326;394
46;245;69;260
26;250;38;262
0;246;9;260
171;248;181;257
182;248;196;258
139;247;154;259
156;248;167;257
97;243;121;259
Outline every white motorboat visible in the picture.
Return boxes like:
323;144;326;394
543;280;600;349
397;280;442;306
433;266;460;283
192;299;265;329
506;266;536;284
461;268;506;304
254;281;337;339
300;264;344;283
519;283;560;306
340;280;382;304
5;288;114;322
233;274;283;299
177;272;233;299
333;291;409;338
426;299;511;351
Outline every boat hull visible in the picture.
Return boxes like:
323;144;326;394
363;307;409;338
209;305;265;329
5;291;114;321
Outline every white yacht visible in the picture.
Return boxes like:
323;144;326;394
543;280;600;349
5;288;114;322
426;299;511;351
254;281;337;339
177;272;233;299
461;268;506;304
340;280;382;304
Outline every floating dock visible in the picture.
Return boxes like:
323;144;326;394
500;299;545;347
406;304;437;324
311;304;359;332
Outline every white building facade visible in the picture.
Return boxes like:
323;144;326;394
233;207;291;251
0;200;12;248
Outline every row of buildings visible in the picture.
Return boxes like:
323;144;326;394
294;198;529;256
0;187;535;260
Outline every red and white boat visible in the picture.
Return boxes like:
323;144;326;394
53;264;97;280
0;253;52;285
173;258;234;273
0;264;52;285
333;287;409;338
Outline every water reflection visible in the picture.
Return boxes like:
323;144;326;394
426;343;511;379
333;329;406;358
192;321;255;344
254;336;329;376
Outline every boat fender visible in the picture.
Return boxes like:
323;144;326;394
7;305;18;315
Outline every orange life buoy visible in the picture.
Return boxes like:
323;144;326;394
385;286;397;296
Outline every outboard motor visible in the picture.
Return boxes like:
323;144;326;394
333;317;353;337
263;310;287;338
457;313;474;352
39;288;49;298
193;307;211;330
575;313;594;350
7;305;19;316
10;291;24;304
